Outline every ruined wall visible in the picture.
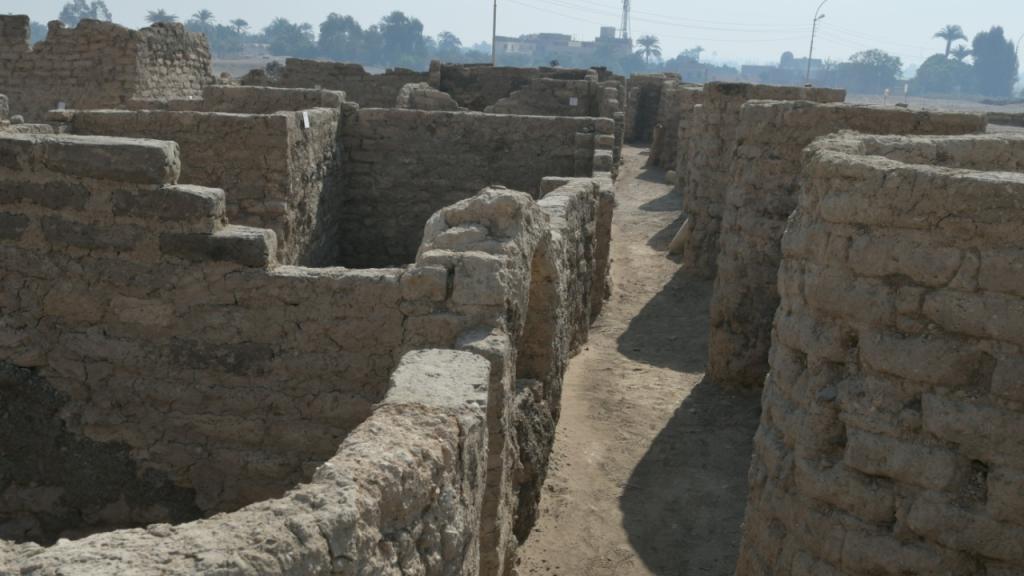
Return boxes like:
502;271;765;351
439;64;617;111
678;82;846;277
0;17;212;122
624;73;681;143
649;83;702;172
247;58;431;108
0;129;614;571
396;82;462;110
127;85;347;114
709;102;986;389
737;132;1024;575
65;106;341;266
1;349;490;576
337;108;611;267
0;133;410;539
412;179;612;575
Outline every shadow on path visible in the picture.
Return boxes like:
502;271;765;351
617;266;712;373
620;376;762;575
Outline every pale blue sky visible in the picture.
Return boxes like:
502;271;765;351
6;0;1022;67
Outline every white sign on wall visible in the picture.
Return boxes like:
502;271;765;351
569;97;579;106
302;111;311;129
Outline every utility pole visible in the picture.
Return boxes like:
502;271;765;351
805;0;828;85
492;0;498;65
620;0;632;40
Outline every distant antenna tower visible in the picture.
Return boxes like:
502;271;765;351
619;0;631;40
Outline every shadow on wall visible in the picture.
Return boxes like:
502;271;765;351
619;375;762;575
616;266;712;374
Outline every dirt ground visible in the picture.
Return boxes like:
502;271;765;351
516;147;763;576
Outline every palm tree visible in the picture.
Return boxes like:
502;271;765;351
636;35;662;65
191;9;215;26
230;18;249;35
145;9;178;24
934;25;967;58
951;44;972;62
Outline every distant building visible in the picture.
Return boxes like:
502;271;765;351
742;51;827;86
495;27;633;61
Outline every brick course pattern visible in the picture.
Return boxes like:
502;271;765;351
708;102;986;389
0;16;213;122
677;83;846;277
0;131;613;574
648;83;701;172
736;132;1024;575
337;107;613;267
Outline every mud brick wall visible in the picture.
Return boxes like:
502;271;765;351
128;85;347;114
1;349;490;576
261;58;430;108
678;83;846;277
624;73;681;143
649;83;701;171
413;181;611;575
65;107;342;266
337;108;607;267
709;102;985;389
485;75;605;117
439;64;582;111
736;132;1024;576
0;133;408;540
0;17;212;122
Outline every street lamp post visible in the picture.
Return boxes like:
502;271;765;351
492;0;498;65
805;0;828;84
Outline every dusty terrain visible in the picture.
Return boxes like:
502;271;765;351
846;93;1024;114
517;147;763;576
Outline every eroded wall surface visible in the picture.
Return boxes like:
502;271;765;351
709;102;985;389
737;133;1024;575
64;105;342;266
0;129;615;573
623;73;681;143
0;134;406;537
337;108;612;267
0;16;212;122
678;82;846;277
247;59;431;109
1;349;491;576
649;83;701;172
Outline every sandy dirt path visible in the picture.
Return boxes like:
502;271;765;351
516;147;763;576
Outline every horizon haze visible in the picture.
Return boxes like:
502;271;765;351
6;0;1023;68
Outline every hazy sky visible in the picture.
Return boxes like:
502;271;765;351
7;0;1023;67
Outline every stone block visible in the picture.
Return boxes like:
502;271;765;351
41;216;145;251
0;212;30;240
401;265;448;302
922;394;1024;467
40;135;181;184
906;493;1024;563
844;428;961;491
113;185;225;230
160;225;277;268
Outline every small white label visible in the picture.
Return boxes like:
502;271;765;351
56;101;66;111
302;111;310;129
569;97;579;106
